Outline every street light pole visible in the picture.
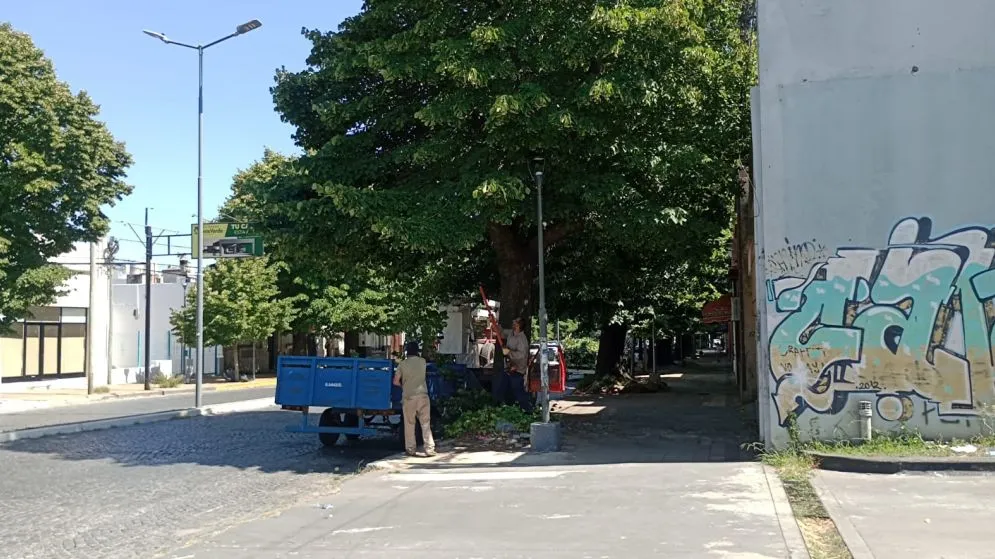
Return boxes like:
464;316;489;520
534;160;550;424
143;19;262;408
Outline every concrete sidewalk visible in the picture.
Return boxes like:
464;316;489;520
171;364;809;559
174;458;801;558
813;469;995;559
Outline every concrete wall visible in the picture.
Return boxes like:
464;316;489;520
755;0;995;446
111;282;222;381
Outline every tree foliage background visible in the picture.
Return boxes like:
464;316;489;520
214;1;755;373
170;256;296;373
0;23;132;327
267;0;753;330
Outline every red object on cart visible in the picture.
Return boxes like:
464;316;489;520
527;342;567;394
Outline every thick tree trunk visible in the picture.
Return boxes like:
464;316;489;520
343;331;360;356
306;334;318;357
595;323;628;377
292;332;307;355
251;344;257;381
233;346;240;382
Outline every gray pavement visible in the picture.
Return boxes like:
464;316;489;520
0;386;275;432
175;460;795;559
0;408;397;559
814;469;995;559
171;364;806;559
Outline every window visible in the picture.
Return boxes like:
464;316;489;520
4;307;88;381
0;324;24;378
60;323;86;375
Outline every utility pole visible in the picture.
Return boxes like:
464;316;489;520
144;208;153;391
87;241;98;395
534;162;550;424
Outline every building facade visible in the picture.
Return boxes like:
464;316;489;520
0;241;111;391
754;0;995;446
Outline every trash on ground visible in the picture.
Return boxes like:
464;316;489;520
951;444;977;454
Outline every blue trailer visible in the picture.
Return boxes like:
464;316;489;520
274;355;466;446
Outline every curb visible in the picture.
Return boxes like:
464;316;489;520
761;465;812;559
0;398;275;444
807;451;995;474
809;473;874;559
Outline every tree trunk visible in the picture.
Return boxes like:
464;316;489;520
251;344;257;381
292;332;307;355
306;334;318;356
233;346;240;382
488;223;536;338
343;331;360;356
595;323;628;377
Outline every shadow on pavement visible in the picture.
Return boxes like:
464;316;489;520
401;357;759;470
1;357;756;474
0;408;403;475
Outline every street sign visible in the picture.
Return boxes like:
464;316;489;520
191;223;264;258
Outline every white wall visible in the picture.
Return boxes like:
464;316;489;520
110;282;222;381
1;241;111;392
755;0;995;446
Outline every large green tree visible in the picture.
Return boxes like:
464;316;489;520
0;23;132;326
270;0;754;336
170;256;296;377
221;150;449;352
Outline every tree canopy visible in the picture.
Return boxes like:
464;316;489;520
170;256;296;373
267;0;754;338
0;23;132;326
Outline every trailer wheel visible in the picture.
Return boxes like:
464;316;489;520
318;409;342;446
342;412;361;441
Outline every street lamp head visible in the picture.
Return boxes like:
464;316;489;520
532;156;545;179
142;29;169;42
236;19;262;35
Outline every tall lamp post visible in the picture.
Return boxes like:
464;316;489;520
143;20;262;408
533;158;550;424
530;157;559;452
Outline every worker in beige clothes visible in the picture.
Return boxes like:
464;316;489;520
393;342;436;457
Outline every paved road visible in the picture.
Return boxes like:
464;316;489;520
0;387;275;432
0;408;398;559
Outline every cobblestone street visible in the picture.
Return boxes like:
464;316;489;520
0;409;397;559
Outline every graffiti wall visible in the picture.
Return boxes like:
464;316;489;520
766;217;995;435
752;0;995;445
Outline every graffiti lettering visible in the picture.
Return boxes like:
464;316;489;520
767;217;995;426
766;239;829;277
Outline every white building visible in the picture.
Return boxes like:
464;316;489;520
0;241;222;393
0;241;111;391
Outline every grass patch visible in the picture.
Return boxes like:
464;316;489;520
92;386;110;394
151;372;184;389
804;429;995;458
757;447;852;559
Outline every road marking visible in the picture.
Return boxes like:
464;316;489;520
385;470;577;482
332;526;393;535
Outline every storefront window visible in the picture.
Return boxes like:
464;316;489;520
3;307;88;381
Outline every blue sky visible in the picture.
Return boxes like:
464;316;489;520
4;0;363;265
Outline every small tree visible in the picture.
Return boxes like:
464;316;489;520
171;256;296;380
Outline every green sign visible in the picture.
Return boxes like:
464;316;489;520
191;223;264;258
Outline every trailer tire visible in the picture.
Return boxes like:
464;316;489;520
342;412;361;441
318;409;343;446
